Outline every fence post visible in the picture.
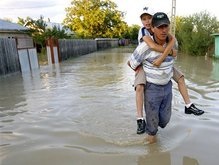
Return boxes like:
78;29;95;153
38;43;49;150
46;38;60;64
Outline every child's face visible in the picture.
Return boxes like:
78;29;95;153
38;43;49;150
141;14;152;30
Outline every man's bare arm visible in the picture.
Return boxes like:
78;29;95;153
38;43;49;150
127;60;141;72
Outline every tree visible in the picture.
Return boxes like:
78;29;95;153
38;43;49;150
128;24;140;41
63;0;128;38
18;16;70;52
18;16;47;49
175;11;219;56
44;26;71;40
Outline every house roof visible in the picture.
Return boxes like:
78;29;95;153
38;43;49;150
0;19;28;31
46;22;73;35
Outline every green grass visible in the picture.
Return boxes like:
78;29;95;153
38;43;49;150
37;47;48;65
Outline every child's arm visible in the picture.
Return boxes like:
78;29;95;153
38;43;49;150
142;35;165;52
142;34;176;66
153;34;176;66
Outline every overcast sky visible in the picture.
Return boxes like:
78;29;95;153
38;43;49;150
0;0;218;25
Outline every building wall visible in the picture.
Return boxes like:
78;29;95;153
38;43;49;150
0;32;34;49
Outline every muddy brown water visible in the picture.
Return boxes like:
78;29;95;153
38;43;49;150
1;47;219;165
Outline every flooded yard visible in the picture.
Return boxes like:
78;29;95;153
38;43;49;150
0;47;219;165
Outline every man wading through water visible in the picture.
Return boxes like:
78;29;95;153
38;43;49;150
128;8;204;135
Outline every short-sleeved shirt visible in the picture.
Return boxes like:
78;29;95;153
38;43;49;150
129;40;174;85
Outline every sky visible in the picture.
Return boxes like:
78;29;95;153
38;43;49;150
0;0;218;26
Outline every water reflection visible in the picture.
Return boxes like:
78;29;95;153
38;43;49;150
0;74;26;117
138;144;199;165
136;138;200;165
138;151;171;165
182;156;199;165
74;51;128;87
175;54;219;83
211;59;219;81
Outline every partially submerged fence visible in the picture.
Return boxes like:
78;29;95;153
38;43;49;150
0;37;39;76
95;38;119;50
58;39;97;61
47;38;120;65
1;37;121;75
0;38;20;75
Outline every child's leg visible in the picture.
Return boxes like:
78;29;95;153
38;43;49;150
173;67;204;115
136;84;144;118
134;66;146;134
172;67;190;103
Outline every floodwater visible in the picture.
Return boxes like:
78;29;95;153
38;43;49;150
0;47;219;165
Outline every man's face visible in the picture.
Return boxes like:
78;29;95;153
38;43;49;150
152;24;170;41
141;14;152;30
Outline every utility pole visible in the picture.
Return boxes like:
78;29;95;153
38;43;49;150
171;0;176;36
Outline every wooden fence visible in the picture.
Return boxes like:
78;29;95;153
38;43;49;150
58;38;120;61
95;38;119;50
0;38;20;75
58;39;97;61
1;38;121;75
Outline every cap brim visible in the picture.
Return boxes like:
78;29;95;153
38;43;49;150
140;13;153;18
154;20;170;27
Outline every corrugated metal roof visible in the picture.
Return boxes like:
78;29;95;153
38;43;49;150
0;19;28;31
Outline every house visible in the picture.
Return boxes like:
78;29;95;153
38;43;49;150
0;19;39;74
46;21;74;37
0;19;34;49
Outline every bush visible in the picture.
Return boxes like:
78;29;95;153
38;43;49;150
175;11;219;56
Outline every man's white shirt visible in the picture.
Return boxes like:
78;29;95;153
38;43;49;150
129;41;174;85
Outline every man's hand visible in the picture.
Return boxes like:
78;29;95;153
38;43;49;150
127;60;141;72
172;49;177;57
134;65;141;73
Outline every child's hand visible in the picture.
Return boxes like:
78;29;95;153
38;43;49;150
152;57;163;67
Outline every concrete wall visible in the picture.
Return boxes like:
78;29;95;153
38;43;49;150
0;32;34;49
18;48;39;72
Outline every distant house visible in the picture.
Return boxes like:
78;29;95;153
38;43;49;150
0;19;34;49
46;21;74;36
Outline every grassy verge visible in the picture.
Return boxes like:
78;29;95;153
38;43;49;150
37;47;48;65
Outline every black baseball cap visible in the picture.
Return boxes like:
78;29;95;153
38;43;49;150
152;12;170;27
